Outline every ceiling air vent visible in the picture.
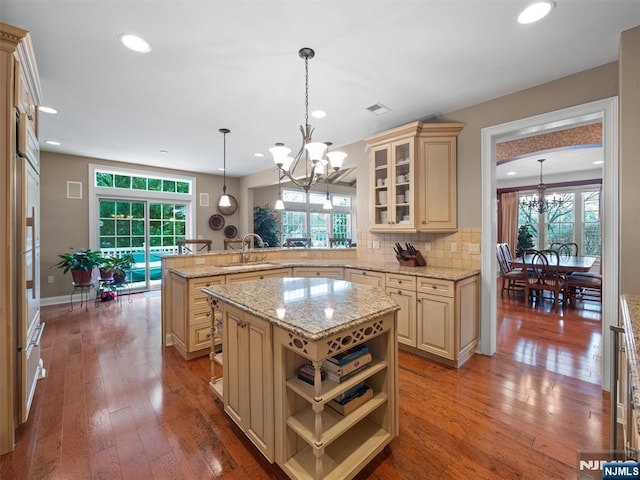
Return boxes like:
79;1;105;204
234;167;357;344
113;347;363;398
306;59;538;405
366;103;391;116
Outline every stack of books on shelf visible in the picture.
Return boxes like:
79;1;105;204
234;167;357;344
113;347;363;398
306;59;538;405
327;382;373;415
296;364;327;385
322;344;372;383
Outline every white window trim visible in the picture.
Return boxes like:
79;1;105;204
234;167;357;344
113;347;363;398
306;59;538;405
88;164;197;249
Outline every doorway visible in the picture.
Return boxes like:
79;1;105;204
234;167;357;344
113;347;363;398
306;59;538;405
97;198;188;290
480;97;619;391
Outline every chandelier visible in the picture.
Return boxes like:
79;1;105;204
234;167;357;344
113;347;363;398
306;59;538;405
269;47;347;193
520;158;564;214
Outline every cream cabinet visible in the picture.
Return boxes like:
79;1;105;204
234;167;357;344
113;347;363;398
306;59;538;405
344;268;385;288
1;22;44;453
369;139;415;230
291;266;344;279
385;273;417;347
226;268;291;284
366;121;464;232
223;304;274;461
415;275;479;367
169;272;224;360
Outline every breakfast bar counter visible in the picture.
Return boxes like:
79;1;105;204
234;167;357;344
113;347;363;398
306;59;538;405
203;277;400;480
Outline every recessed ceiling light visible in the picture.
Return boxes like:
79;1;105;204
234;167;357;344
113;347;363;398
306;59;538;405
593;160;604;165
311;110;326;119
507;171;517;176
518;1;555;24
254;153;264;157
159;149;169;154
38;105;58;114
45;140;61;146
119;34;152;53
218;167;225;172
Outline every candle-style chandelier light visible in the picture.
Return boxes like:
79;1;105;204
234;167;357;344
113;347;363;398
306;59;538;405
520;158;565;214
269;47;347;193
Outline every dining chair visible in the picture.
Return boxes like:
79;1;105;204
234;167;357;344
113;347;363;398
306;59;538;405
496;243;525;295
285;237;311;248
177;239;212;254
329;237;352;248
522;249;567;308
566;271;602;306
555;242;579;258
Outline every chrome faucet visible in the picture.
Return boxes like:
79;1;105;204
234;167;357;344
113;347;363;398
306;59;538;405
242;233;265;263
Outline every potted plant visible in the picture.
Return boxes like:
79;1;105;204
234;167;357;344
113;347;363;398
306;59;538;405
55;248;102;284
98;256;118;281
111;253;136;285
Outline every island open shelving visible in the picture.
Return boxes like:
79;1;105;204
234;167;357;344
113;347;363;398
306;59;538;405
203;277;399;480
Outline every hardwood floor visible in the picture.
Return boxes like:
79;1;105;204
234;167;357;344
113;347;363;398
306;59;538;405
1;290;606;479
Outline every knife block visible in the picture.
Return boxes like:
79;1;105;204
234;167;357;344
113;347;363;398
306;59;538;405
395;249;426;267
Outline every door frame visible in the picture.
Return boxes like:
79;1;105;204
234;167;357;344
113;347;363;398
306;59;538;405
479;97;619;391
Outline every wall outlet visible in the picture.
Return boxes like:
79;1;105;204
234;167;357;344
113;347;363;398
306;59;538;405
195;257;205;264
424;242;431;252
450;242;458;253
47;275;54;284
197;234;203;239
468;243;480;254
372;240;380;249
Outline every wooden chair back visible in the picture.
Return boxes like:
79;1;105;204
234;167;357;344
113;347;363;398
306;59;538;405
285;237;310;248
177;239;212;254
329;237;352;248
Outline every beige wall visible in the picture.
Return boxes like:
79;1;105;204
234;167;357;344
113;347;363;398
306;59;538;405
620;26;640;294
40;152;239;298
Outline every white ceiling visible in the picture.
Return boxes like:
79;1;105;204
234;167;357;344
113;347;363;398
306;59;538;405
3;1;639;178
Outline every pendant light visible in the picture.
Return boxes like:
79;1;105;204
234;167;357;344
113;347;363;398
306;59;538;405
275;171;285;211
218;128;232;208
269;47;347;193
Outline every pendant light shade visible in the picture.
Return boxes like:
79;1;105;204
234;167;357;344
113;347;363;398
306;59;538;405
218;128;232;208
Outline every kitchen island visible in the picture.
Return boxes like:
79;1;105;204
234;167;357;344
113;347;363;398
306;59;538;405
203;277;400;480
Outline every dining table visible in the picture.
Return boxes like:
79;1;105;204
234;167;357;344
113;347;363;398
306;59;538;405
509;254;597;273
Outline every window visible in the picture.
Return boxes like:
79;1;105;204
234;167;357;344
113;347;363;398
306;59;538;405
90;165;196;289
518;187;600;256
280;188;354;246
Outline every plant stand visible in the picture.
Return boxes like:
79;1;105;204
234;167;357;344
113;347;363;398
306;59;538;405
69;282;94;312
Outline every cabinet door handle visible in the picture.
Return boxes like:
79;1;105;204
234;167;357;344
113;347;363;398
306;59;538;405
432;285;437;289
239;321;247;328
362;272;367;276
206;312;211;317
397;290;402;294
206;282;211;287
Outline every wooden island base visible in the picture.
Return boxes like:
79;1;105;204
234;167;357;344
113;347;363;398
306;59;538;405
204;277;399;480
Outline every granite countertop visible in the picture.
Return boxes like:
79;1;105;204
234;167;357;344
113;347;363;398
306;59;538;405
622;294;640;434
169;258;480;282
203;277;400;341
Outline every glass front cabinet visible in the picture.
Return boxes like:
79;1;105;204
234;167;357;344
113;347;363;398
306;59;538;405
367;122;464;232
371;139;415;230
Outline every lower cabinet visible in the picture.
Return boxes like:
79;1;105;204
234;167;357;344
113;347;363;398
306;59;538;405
415;275;479;367
291;266;344;279
169;272;224;360
223;304;274;461
226;268;291;283
385;273;417;347
384;273;479;367
344;268;385;288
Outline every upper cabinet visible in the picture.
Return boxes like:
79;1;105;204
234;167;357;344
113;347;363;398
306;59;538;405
366;121;464;232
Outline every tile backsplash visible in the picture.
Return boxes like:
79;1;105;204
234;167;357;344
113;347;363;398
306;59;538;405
356;228;481;269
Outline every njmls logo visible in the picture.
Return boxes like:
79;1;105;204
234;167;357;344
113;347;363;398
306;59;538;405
580;459;609;471
601;462;640;479
577;452;630;480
